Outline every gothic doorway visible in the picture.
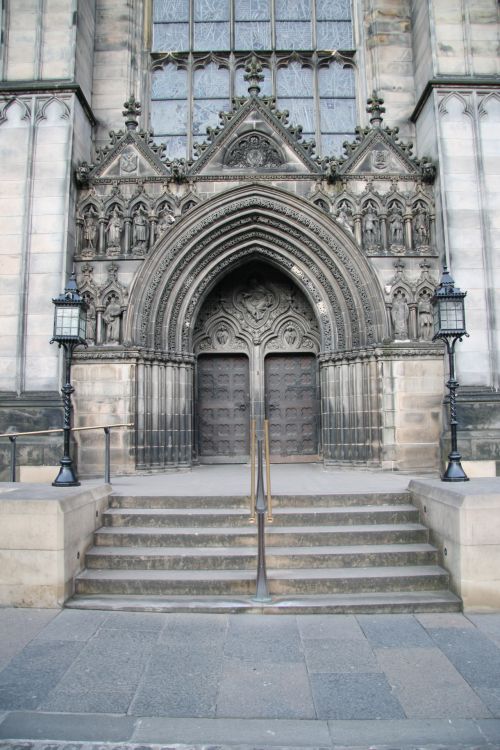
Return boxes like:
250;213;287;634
193;262;321;464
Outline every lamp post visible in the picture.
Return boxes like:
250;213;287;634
50;272;87;486
431;267;469;482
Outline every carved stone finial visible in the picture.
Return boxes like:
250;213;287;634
244;55;264;97
123;95;141;131
366;91;385;127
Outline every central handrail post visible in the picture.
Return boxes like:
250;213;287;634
264;419;273;523
253;436;271;603
8;436;17;482
104;427;111;484
249;419;256;523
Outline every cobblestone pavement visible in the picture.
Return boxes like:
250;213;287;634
0;609;499;749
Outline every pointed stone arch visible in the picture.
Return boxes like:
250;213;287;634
126;184;387;355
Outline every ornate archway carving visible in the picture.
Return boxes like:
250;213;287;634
126;185;387;355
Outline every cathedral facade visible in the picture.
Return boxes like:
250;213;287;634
0;1;498;478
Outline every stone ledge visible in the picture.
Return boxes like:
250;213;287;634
409;477;500;611
0;481;112;607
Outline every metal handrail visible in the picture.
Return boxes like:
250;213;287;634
250;419;273;603
1;423;133;484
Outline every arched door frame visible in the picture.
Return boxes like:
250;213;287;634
125;184;388;469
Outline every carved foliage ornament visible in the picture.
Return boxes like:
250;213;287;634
224;134;284;169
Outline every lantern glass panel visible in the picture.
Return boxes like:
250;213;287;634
433;301;440;335
440;299;464;331
55;306;80;338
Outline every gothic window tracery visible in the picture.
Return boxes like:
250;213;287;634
151;0;356;159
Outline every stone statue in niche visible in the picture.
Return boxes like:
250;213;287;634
157;208;175;235
103;293;122;344
418;293;433;341
82;206;98;255
132;206;149;254
413;208;430;247
215;325;230;346
284;325;298;346
82;292;96;344
391;291;410;339
106;207;123;255
336;202;354;233
389;209;404;248
362;204;380;248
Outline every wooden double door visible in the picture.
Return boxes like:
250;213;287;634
197;353;318;462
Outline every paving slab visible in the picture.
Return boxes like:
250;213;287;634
33;608;109;642
160;612;229;643
467;613;500;646
357;613;433;648
0;609;500;747
375;647;492;719
223;615;302;663
0;712;137;742
0;640;84;711
101;611;169;631
297;614;365;641
310;673;406;720
40;628;158;713
327;718;500;747
129;642;224;717
427;627;500;689
0;609;59;671
216;660;315;719
417;612;477;629
475;687;500;718
108;464;419;497
302;638;378;673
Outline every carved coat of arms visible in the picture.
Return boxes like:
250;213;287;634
371;149;390;171
120;152;138;174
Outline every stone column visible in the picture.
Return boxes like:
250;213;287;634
98;215;106;257
353;212;363;246
124;215;132;256
136;357;146;469
403;210;413;253
379;211;388;254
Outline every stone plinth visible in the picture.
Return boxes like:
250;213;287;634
0;481;111;608
409;478;500;611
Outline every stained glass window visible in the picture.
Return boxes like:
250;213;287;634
151;0;356;158
234;0;270;20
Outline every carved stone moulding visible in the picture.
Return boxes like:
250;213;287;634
132;189;388;356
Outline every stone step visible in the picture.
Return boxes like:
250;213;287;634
66;589;462;614
94;522;429;548
109;492;412;510
101;505;420;528
85;542;438;570
74;564;450;597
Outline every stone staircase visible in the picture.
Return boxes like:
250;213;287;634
66;491;461;613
